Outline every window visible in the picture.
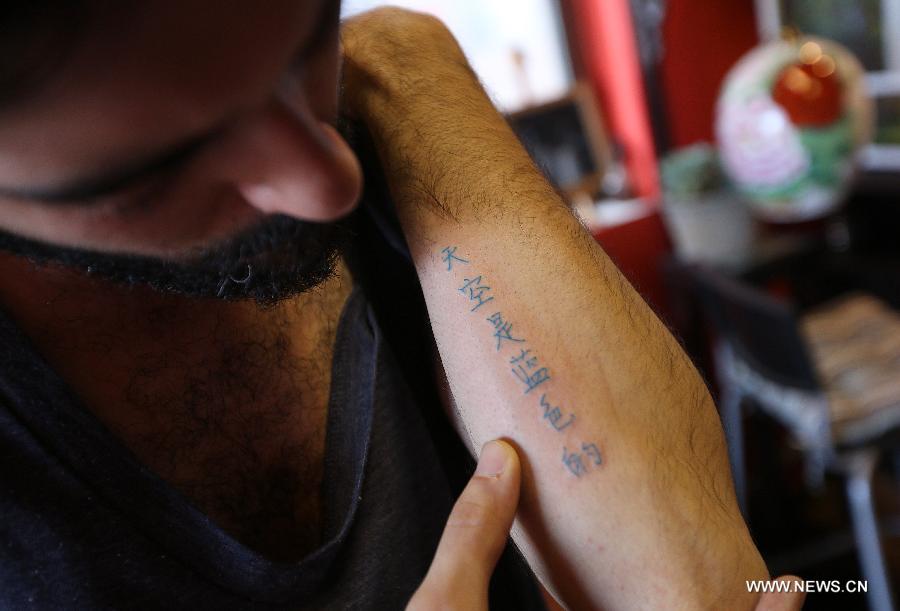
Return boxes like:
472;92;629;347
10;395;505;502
340;0;572;112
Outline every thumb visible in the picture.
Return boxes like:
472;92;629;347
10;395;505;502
408;440;521;610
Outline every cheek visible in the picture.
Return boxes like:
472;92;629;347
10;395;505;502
0;186;266;258
107;183;267;255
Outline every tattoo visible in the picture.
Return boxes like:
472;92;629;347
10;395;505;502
511;349;552;395
540;394;575;431
459;276;495;312
442;245;604;477
441;246;468;271
487;311;526;351
562;443;603;478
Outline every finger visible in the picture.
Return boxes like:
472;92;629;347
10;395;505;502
755;576;806;611
409;440;521;609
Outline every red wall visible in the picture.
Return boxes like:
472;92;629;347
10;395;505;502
568;0;660;198
568;1;760;320
593;212;673;319
566;1;671;314
659;0;760;147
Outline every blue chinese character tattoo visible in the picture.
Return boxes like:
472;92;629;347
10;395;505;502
487;311;526;350
460;276;495;312
441;246;468;271
539;394;575;431
510;348;539;369
443;247;605;477
582;442;602;466
562;447;587;477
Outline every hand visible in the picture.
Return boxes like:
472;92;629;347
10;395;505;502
409;439;804;610
408;440;521;610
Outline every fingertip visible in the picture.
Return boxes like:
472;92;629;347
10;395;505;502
475;439;518;478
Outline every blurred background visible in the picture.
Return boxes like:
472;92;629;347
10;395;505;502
341;1;900;609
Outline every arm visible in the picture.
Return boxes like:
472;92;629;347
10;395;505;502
410;442;804;611
342;10;769;609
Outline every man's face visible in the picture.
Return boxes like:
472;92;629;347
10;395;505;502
0;0;362;303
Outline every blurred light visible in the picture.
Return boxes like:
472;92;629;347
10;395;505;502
799;41;822;65
811;54;836;78
758;107;787;136
784;66;813;93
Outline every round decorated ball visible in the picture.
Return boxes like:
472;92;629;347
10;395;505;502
715;37;873;222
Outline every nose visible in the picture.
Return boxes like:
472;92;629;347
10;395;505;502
219;97;363;222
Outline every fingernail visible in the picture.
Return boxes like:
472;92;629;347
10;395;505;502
475;441;509;477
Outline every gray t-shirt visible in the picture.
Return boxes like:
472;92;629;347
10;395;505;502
0;212;543;610
0;127;548;609
0;254;545;610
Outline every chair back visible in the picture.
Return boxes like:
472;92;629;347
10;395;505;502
690;265;820;392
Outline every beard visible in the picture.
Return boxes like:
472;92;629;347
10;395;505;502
0;213;351;306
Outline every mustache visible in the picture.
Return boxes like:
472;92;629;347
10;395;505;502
0;214;352;306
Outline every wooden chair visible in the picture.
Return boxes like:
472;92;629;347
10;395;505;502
691;265;900;611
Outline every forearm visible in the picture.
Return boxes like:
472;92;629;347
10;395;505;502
344;13;768;608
